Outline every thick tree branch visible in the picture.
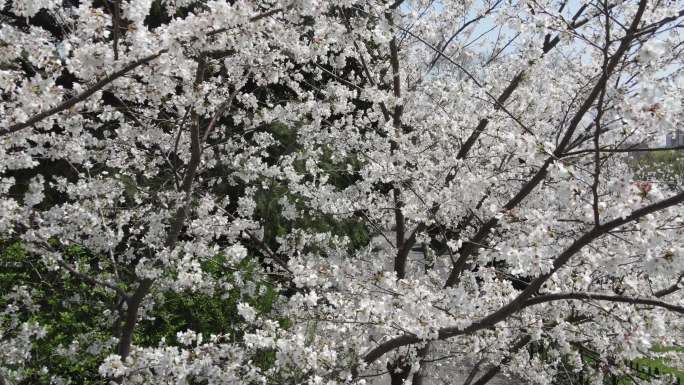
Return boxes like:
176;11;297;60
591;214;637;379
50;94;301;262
562;145;684;157
117;55;208;360
654;273;684;297
386;12;410;279
397;6;592;266
443;5;594;179
361;186;683;367
522;292;684;314
394;223;426;279
634;9;684;37
1;7;288;137
2;52;163;136
109;0;121;61
462;314;592;385
469;335;532;385
444;0;649;286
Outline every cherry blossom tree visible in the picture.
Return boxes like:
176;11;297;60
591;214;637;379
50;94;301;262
1;0;683;384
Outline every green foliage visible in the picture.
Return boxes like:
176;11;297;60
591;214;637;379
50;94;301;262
629;354;684;384
1;239;283;384
254;178;369;255
270;122;300;155
0;239;113;385
632;150;684;188
135;255;278;348
552;350;684;385
0;122;371;383
255;122;370;254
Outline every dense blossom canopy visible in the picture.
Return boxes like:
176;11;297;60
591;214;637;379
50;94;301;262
1;0;683;384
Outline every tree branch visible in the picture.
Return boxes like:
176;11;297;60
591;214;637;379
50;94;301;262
426;0;503;72
2;52;163;136
654;273;684;297
444;0;649;287
562;145;684;157
386;12;409;279
56;259;129;299
117;55;208;360
361;184;682;367
521;293;684;314
2;6;289;137
469;335;532;385
110;0;121;61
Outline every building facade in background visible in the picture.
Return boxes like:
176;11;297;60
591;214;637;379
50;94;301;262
665;130;684;147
